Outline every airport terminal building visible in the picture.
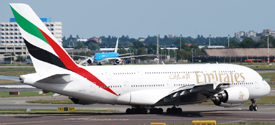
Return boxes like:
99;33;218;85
194;48;275;63
0;18;62;59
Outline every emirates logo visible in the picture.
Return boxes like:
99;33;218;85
239;91;244;100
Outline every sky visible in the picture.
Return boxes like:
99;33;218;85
1;0;275;39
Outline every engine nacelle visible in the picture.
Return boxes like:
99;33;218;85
219;102;241;107
212;86;249;106
87;58;93;65
114;58;122;65
69;97;95;105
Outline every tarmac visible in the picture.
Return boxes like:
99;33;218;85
0;94;275;124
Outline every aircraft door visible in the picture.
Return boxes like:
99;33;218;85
90;83;96;93
166;80;172;89
103;70;112;80
254;78;260;89
137;69;144;79
123;81;129;92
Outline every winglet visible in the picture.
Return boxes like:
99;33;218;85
114;38;119;53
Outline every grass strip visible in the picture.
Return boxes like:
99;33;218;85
0;67;35;76
259;72;275;79
26;99;74;104
0;92;54;98
0;79;20;84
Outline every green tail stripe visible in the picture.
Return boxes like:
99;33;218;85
10;5;49;45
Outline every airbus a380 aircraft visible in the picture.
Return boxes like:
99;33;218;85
10;3;270;114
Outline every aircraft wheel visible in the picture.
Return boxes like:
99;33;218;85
177;108;182;114
157;108;163;114
126;108;132;114
150;108;156;114
249;105;253;111
141;108;148;114
253;105;258;111
167;108;172;114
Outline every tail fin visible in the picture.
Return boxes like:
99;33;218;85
10;3;118;96
114;38;119;53
10;3;77;73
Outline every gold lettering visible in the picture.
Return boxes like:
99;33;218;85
196;73;203;84
219;73;223;82
186;74;190;79
224;73;229;82
176;74;180;80
230;73;234;83
205;73;214;83
215;73;219;81
234;73;240;82
203;74;206;83
240;73;245;82
182;75;185;79
169;74;175;79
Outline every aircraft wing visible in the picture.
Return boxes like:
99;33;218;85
0;75;35;89
114;54;155;59
0;84;35;89
117;82;230;105
155;82;230;105
118;53;133;56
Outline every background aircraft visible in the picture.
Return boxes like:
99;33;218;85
9;3;271;114
81;38;152;65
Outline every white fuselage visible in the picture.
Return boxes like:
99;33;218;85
23;64;271;106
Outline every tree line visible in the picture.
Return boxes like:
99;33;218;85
62;34;274;61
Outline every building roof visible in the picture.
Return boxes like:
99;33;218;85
204;48;275;57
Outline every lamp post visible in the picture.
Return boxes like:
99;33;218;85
228;34;230;48
266;35;270;65
180;34;182;50
191;48;194;63
157;34;159;65
209;34;211;47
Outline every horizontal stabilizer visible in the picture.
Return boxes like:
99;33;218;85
0;75;20;81
37;74;71;84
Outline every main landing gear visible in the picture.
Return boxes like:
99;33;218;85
126;106;182;114
126;106;163;114
249;99;258;111
166;106;182;114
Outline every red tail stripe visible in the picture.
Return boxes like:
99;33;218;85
39;29;118;96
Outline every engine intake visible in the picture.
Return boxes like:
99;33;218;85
114;58;122;65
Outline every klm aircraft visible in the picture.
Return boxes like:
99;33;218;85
90;39;150;65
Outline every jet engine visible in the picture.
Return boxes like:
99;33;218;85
69;97;95;105
87;58;93;65
114;58;122;65
211;86;249;107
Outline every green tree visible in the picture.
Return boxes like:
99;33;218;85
117;46;127;54
137;48;148;60
16;55;24;62
88;43;100;50
239;38;256;48
133;40;144;49
227;40;240;48
74;42;87;49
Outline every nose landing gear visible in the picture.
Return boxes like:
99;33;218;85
249;99;258;111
